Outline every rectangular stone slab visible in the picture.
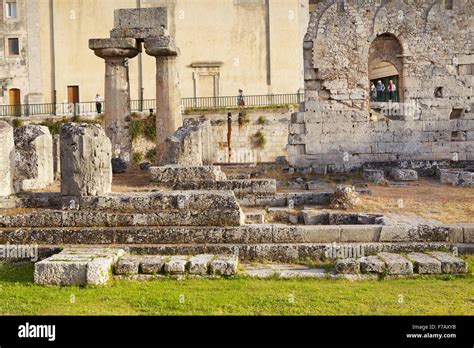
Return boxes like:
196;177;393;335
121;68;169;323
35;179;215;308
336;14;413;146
210;255;239;276
359;256;386;274
378;252;413;275
406;252;442;274
429;252;468;274
140;256;167;274
163;256;188;274
115;256;141;275
335;258;360;274
187;254;214;275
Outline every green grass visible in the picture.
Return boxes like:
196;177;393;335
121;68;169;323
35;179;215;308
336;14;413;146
0;258;473;316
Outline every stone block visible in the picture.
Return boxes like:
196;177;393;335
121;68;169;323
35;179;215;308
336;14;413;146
60;123;112;197
14;125;54;191
187;254;214;275
340;226;381;242
429;252;468;274
149;165;226;184
0;121;14;196
302;210;329;225
335;258;360;274
379;226;411;242
140;256;166;274
406;252;442;274
163;256;188;274
463;224;474;243
210;255;239;276
378;252;413;275
115;256;141;275
359;256;386;274
389;168;418;181
363;169;384;184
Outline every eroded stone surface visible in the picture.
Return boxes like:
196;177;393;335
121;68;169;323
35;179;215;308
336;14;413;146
406;252;441;274
429;252;468;274
163;256;188;274
210;255;239;276
150;165;227;184
378;252;413;275
359;256;386;274
335;258;360;274
389;169;418;182
60;123;112;197
329;185;360;210
0;121;14;196
187;254;214;275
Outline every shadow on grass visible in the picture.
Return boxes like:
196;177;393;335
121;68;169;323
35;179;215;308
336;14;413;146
0;262;34;283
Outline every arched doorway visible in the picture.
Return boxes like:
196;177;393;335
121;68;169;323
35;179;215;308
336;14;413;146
9;88;21;116
368;33;404;103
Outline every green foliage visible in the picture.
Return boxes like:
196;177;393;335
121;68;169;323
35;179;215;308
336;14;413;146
145;148;157;163
253;130;266;148
133;152;144;165
39;116;103;136
12;118;23;128
257;116;266;125
130;113;156;142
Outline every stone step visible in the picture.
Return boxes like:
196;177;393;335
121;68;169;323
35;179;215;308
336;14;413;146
1;224;467;245
335;251;468;275
238;192;332;207
173;179;277;195
115;254;238;276
244;211;266;224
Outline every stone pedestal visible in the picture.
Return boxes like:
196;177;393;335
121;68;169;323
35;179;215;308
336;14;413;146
60;123;112;197
89;38;140;163
145;36;183;165
0;121;15;196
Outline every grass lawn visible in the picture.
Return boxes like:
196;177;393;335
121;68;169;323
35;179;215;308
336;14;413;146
0;257;473;316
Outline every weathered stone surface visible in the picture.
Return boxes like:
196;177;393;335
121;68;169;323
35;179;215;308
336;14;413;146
0;121;14;196
359;256;386;274
110;8;167;39
429;252;468;274
303;210;329;225
187;254;214;275
140;256;166;274
174;179;277;195
115;256;141;275
335;258;360;274
149;165;227;184
34;248;123;286
210;255;238;276
378;252;413;275
329;185;360;209
14;125;54;191
463;224;474;243
163;256;188;274
340;226;381;242
440;169;474;187
245;211;265;224
363;169;384;184
389;169;418;182
406;252;442;274
60;123;112;197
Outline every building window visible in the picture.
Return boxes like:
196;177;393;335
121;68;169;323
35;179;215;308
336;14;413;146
6;1;17;18
445;0;453;10
8;38;19;56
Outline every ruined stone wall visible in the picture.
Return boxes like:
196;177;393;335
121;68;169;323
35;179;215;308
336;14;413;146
289;0;474;167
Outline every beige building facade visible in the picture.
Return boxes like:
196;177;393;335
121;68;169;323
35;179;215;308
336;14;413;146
0;0;309;108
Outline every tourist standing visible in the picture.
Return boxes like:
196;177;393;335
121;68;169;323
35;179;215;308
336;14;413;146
376;81;385;101
388;80;397;101
370;82;377;102
95;93;103;114
237;89;245;107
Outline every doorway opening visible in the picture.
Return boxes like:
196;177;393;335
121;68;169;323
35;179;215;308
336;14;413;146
9;88;21;116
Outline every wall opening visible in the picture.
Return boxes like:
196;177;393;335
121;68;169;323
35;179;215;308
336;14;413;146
449;108;463;119
9;88;21;116
368;33;404;103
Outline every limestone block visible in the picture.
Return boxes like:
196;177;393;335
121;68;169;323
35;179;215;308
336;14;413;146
14;125;54;190
389;168;418;181
87;257;114;285
115;256;141;275
303;210;329;225
359;256;386;274
363;169;384;184
163;256;188;274
406;252;441;274
187;254;214;275
335;259;360;274
429;252;468;274
140;256;166;274
378;252;413;275
149;165;227;184
329;185;360;209
60;123;112;197
340;226;381;242
463;224;474;243
0;122;14;196
210;255;239;276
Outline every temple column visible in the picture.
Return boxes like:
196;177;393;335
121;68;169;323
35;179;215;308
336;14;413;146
145;36;182;165
89;38;140;164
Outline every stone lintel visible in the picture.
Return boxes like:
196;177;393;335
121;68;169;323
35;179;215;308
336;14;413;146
113;8;168;30
145;36;179;57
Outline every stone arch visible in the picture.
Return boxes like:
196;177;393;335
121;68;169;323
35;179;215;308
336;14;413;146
368;33;404;102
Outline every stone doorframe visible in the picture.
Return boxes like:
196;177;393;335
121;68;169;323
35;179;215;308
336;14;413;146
190;62;223;99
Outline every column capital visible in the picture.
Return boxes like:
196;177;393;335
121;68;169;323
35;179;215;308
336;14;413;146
89;38;140;60
145;36;179;57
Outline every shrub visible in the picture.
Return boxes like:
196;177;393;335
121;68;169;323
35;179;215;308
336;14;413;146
253;130;266;148
12;118;23;128
133;152;144;165
257;116;266;125
145;148;157;163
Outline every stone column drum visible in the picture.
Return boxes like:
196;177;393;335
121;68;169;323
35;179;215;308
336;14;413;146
0;121;15;196
145;36;183;165
60;123;112;197
89;38;140;164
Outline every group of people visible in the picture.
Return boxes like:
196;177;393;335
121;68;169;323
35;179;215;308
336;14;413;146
370;80;397;102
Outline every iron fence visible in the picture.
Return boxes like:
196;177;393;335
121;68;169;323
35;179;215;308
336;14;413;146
0;93;304;117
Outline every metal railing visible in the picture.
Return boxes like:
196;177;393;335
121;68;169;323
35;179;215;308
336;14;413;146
0;93;304;117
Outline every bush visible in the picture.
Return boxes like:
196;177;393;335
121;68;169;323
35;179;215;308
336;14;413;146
12;118;23;128
130;113;156;141
257;116;266;125
145;148;157;163
253;130;266;148
133;152;144;165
